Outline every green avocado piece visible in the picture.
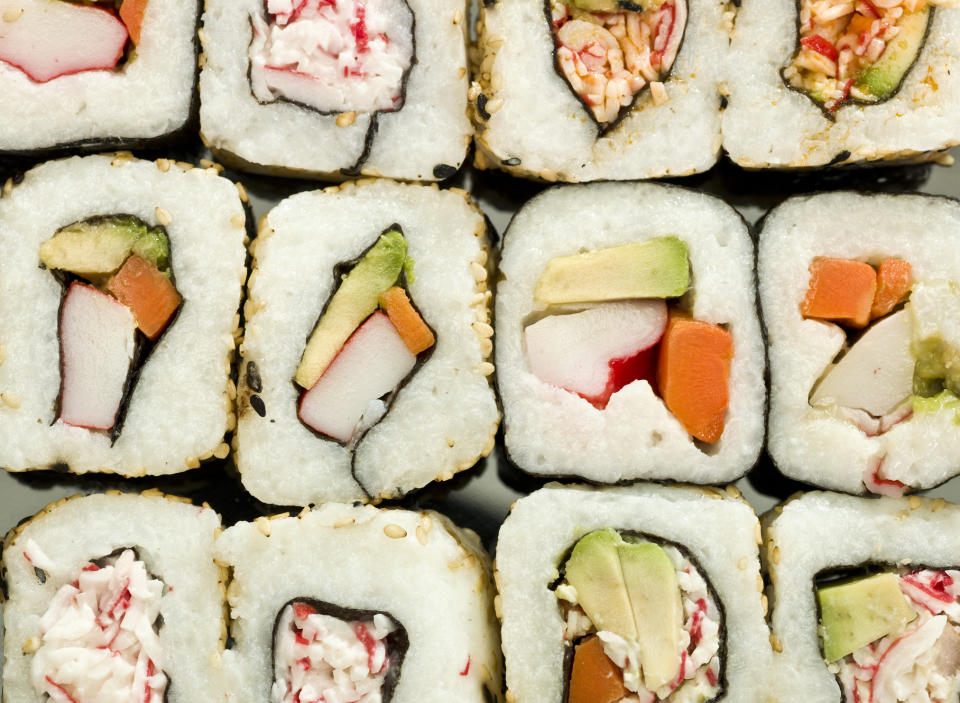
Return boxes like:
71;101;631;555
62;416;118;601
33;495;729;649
295;229;407;389
617;540;683;690
563;529;639;641
910;281;960;397
856;6;930;101
818;573;917;662
131;227;170;272
912;390;960;422
534;237;689;305
39;216;168;276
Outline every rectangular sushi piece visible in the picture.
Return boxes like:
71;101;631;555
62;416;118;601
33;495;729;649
215;504;502;703
496;483;774;703
495;182;765;484
0;153;247;476
764;491;960;703
470;0;729;181
235;178;498;505
1;491;227;703
198;0;472;181
759;191;960;495
723;0;960;168
0;0;200;156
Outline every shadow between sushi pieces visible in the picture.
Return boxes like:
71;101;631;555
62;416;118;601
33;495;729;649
743;456;810;505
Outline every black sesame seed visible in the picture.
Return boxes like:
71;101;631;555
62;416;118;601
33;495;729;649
250;395;266;417
477;94;491;120
34;567;47;584
245;361;263;393
433;164;457;179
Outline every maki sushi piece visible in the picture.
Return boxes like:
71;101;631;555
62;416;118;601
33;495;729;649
495;182;765;484
1;492;227;703
198;0;472;181
0;0;200;156
760;192;960;495
496;483;775;703
235;179;498;505
215;504;502;703
724;0;960;168
470;0;728;182
764;491;960;703
0;153;247;475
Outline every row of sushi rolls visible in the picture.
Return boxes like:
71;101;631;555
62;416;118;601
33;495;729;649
6;0;960;700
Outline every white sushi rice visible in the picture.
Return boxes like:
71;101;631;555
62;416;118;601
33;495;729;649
0;0;198;154
215;504;502;703
496;483;774;703
199;0;471;181
723;0;960;167
763;491;960;703
236;178;498;505
759;192;960;494
0;154;247;476
472;0;730;181
496;182;765;484
1;492;226;702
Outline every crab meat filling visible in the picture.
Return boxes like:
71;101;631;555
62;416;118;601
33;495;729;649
249;0;414;114
272;603;398;703
549;0;686;124
29;547;166;703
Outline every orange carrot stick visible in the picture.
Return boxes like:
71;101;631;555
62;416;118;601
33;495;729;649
107;254;181;340
378;286;435;355
119;0;149;45
800;257;877;328
870;258;912;319
568;636;627;703
656;315;733;444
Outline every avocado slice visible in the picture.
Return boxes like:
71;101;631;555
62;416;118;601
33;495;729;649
856;6;930;101
818;573;917;662
910;281;960;397
295;229;407;389
40;216;170;276
534;237;689;306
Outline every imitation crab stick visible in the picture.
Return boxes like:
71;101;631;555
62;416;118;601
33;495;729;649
107;254;181;339
656;315;733;444
119;0;149;44
800;257;877;328
871;258;912;319
378;286;435;355
568;635;627;703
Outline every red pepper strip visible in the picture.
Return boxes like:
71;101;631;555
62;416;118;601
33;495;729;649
293;603;317;620
82;564;100;572
460;656;471;676
801;34;839;62
706;668;718;687
294;629;310;646
688;598;707;647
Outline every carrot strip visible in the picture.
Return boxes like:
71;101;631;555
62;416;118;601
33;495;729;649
870;258;912;319
800;257;877;328
378;286;435;355
656;315;733;444
568;636;626;703
107;255;181;340
119;0;149;45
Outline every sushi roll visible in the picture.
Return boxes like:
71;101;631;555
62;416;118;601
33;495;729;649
235;178;498;505
495;182;765;484
0;153;247;475
1;491;227;703
760;192;960;495
496;483;774;703
723;0;960;168
470;0;729;182
0;0;200;157
764;491;960;703
215;503;502;703
198;0;472;181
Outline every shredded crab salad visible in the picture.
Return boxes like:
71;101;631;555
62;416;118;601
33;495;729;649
25;542;167;703
249;0;414;114
557;544;722;703
272;602;398;703
549;0;685;124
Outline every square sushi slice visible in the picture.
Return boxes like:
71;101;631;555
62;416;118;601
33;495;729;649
496;483;775;703
1;491;227;703
495;182;765;484
760;191;960;495
470;0;729;182
198;0;472;181
215;504;502;703
764;491;960;703
0;153;247;475
0;0;200;156
723;0;960;168
235;178;498;505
